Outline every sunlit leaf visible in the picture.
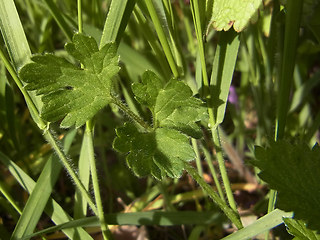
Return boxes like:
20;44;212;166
113;71;207;179
210;0;263;32
19;33;120;128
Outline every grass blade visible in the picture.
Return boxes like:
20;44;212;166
10;154;62;240
143;0;179;77
0;0;43;116
0;0;31;69
210;30;240;127
42;0;74;41
0;132;93;240
100;0;135;47
74;132;91;219
275;0;303;139
11;130;77;239
221;209;293;240
22;210;222;239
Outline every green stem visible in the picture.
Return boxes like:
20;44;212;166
190;0;239;213
211;127;237;212
85;122;112;240
202;146;225;201
0;18;98;219
111;96;153;131
144;0;179;78
43;129;98;215
184;163;243;229
0;48;45;130
77;0;83;34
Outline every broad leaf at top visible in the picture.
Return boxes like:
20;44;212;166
19;33;120;128
253;140;320;231
210;0;263;32
113;70;207;179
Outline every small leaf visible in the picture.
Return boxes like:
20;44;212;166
19;33;120;128
283;218;320;240
113;123;194;180
154;80;207;138
253;140;320;231
132;70;164;109
210;0;263;32
114;72;207;179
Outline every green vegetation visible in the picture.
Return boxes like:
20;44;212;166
1;0;320;239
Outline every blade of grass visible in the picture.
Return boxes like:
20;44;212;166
190;0;241;223
42;0;74;41
184;163;243;229
0;181;22;215
209;30;240;213
0;0;43;123
210;30;240;128
0;0;31;68
74;132;91;219
132;6;171;79
275;0;303;140
10;130;76;240
0;151;93;240
100;0;135;47
143;0;179;78
202;145;225;201
85;121;113;240
221;209;293;240
268;2;303;237
22;210;223;239
10;155;63;239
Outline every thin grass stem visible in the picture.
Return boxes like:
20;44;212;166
85;122;112;240
190;0;239;215
144;0;179;78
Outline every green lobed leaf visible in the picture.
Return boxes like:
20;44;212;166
253;140;320;231
133;71;207;138
19;33;120;128
114;71;207;179
283;218;320;240
210;0;263;32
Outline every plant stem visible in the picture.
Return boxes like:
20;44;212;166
85;121;112;240
211;127;238;211
144;0;179;78
43;129;98;215
184;163;243;229
190;0;239;213
111;96;153;131
0;48;45;130
0;7;98;219
202;145;225;201
77;0;83;34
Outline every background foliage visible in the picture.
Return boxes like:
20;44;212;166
1;0;320;239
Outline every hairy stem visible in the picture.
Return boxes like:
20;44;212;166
184;163;243;229
111;96;153;131
43;129;98;215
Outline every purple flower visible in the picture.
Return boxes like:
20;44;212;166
228;85;239;107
